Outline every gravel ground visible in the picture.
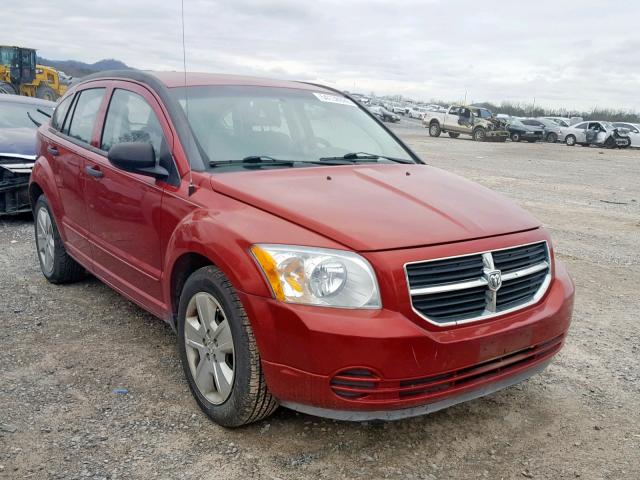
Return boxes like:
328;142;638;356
1;119;639;480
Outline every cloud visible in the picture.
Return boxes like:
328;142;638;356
4;0;640;111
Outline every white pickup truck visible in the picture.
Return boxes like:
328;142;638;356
423;105;509;142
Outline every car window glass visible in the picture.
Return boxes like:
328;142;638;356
51;95;73;130
574;123;587;129
67;88;106;144
449;107;459;115
101;89;167;161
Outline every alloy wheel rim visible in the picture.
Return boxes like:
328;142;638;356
36;207;55;275
184;292;235;404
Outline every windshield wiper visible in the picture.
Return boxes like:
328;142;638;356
318;152;414;164
209;156;296;168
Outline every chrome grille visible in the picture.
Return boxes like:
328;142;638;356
405;241;551;326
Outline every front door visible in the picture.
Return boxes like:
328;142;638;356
84;84;174;315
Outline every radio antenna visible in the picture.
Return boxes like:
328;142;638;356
181;0;195;195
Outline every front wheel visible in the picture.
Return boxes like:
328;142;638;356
546;132;558;143
448;132;460;138
565;135;576;146
177;265;278;427
36;84;57;101
429;122;441;137
34;195;85;284
473;127;486;142
510;132;521;142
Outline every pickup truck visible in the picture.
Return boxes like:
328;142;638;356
423;105;509;142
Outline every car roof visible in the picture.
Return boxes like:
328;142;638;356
0;94;55;107
76;69;333;93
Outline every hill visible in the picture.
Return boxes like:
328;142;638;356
37;57;132;78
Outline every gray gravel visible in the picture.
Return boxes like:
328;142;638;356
1;119;639;479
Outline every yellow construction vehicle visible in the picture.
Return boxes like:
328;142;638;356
0;46;69;101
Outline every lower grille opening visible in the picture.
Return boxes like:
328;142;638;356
330;368;380;399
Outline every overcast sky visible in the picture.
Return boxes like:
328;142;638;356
5;0;639;111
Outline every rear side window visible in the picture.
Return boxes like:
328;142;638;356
101;89;166;161
51;95;74;131
66;88;106;144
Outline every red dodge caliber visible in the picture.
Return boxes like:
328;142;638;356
30;71;574;427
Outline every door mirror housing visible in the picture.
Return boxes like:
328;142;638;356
107;142;169;180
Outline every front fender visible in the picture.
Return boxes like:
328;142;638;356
161;193;345;304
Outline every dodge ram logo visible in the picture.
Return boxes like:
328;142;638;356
486;270;502;291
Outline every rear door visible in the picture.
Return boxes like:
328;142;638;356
445;107;460;131
572;122;588;143
44;87;107;264
83;82;175;315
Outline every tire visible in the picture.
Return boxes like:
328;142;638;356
473;127;486;142
177;265;278;427
621;138;631;149
448;132;460;138
34;195;85;284
429;122;441;137
546;132;558;143
510;132;521;142
0;81;17;95
565;135;576;146
36;84;57;101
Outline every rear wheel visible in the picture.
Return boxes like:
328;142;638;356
429;122;441;137
177;265;278;427
0;81;17;94
473;127;486;142
565;135;576;146
546;132;558;143
448;132;460;138
36;84;57;101
34;195;85;284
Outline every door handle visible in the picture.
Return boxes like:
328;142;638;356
47;145;59;156
85;165;104;178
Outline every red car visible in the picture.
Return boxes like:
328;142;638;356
30;71;574;427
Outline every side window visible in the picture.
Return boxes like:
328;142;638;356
574;123;588;130
66;88;106;144
51;94;74;131
449;107;459;115
101;89;166;161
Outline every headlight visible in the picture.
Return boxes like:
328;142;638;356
251;244;381;309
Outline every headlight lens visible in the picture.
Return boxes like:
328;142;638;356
250;244;381;309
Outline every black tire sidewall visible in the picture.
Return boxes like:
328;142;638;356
34;195;64;282
177;267;254;427
547;132;558;143
429;123;441;137
566;135;576;146
474;128;486;141
511;132;520;142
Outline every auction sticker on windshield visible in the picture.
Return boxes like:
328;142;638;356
313;92;356;107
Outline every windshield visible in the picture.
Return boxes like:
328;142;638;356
171;86;413;167
509;119;524;127
0;102;53;129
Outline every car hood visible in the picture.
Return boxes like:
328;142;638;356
209;164;541;251
0;128;37;158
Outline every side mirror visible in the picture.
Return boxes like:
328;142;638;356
107;142;169;180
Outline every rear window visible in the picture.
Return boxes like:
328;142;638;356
66;88;106;144
51;95;73;131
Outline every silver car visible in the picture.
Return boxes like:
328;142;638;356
561;121;631;148
522;118;563;143
612;122;640;147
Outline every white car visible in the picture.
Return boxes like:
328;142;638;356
408;107;428;120
561;121;631;148
612;122;640;147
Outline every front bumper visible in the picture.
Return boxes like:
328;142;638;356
0;164;32;215
240;249;574;418
485;131;509;141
